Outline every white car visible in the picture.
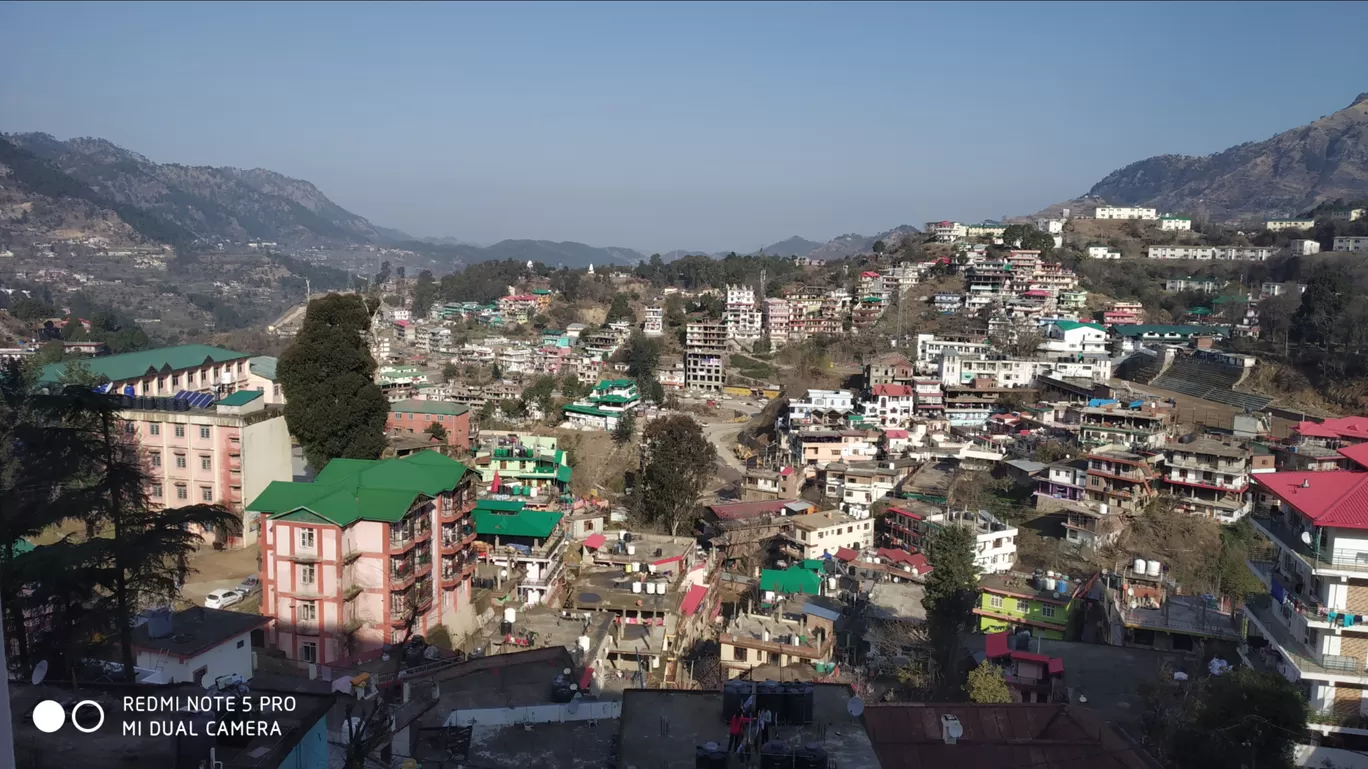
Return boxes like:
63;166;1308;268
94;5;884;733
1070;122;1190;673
205;589;243;609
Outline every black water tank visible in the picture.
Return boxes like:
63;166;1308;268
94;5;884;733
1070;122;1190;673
722;678;749;722
550;685;575;704
499;620;513;636
793;682;815;724
757;680;783;720
794;742;828;769
759;741;791;769
696;744;728;769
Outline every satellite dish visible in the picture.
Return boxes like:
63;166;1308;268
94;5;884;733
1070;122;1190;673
1078;694;1088;704
31;660;48;686
331;676;354;693
1301;531;1313;546
847;696;865;717
563;668;572;676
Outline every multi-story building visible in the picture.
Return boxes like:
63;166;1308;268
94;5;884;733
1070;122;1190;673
725;285;763;346
1086;246;1122;260
1094;206;1158;220
1290;239;1323;256
1146;245;1274;261
1327;207;1366;222
1036;218;1065;235
685;321;727;392
912;377;944;418
917;510;1017;573
1164;276;1224;293
657;356;686;391
858;272;887;301
975;571;1091;640
1069;402;1174;449
791;430;878;469
787;388;855;427
473;498;567;607
386;400;474;452
914;333;990;372
1333;236;1368;253
474;434;572;498
965;223;1007;239
925;220;968;242
245;355;285;405
1163;436;1264;522
861;384;915;429
1085;449;1161;514
1039;320;1108;356
781;509;874;559
250;450;478;664
1245;444;1368;734
1266;219;1316;232
1158;216;1192;231
852;297;885;331
762;297;791;346
642;305;664;337
1103;301;1146;326
1035;458;1090;510
41;343;254;395
865;352;914;388
562;378;641;431
123;389;292;548
822;461;909;519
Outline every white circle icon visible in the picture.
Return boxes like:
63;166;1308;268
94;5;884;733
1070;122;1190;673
32;700;65;733
71;700;106;733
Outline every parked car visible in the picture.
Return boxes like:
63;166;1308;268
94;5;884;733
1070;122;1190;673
235;575;261;596
205;589;243;609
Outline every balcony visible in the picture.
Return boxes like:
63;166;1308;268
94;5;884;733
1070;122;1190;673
390;531;416;552
295;621;320;636
341;617;365;634
390;565;416;588
343;549;363;565
280;549;320;563
291;581;322;598
343;584;363;601
1244;595;1366;680
1251;515;1368;574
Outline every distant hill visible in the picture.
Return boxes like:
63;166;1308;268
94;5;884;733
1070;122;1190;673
805;225;920;261
1082;93;1368;219
760;236;825;257
5;132;385;246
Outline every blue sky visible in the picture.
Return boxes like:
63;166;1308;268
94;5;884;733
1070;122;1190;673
3;1;1367;253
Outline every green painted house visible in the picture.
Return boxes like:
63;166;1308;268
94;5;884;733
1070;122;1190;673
974;572;1094;640
475;435;572;498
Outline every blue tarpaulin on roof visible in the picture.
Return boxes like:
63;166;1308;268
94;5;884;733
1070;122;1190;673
1088;398;1117;408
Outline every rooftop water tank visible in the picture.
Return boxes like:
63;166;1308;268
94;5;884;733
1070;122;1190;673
627;544;637;556
722;679;749;721
1147;560;1162;577
504;607;517;624
1134;558;1147;574
1056;578;1069;594
146;607;174;639
632;581;642;594
696;744;728;769
577;635;591;652
1043;577;1056;592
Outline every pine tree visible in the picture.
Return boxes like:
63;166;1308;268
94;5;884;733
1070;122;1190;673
921;522;979;699
278;294;390;470
638;415;716;535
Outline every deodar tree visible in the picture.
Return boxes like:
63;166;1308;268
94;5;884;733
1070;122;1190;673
278;293;390;470
638;414;716;535
921;522;979;699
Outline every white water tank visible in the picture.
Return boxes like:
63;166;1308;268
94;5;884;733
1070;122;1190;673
1099;503;1109;515
577;635;591;652
828;577;838;590
644;582;655;595
1043;577;1056;592
632;581;642;594
627;544;636;556
657;581;667;594
503;607;517;624
647;563;657;574
1046;570;1055;579
1133;558;1146;575
1147;560;1162;577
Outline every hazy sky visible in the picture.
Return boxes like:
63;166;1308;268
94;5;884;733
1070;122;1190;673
4;2;1368;253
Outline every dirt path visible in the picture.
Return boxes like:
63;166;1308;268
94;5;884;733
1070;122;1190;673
179;545;260;607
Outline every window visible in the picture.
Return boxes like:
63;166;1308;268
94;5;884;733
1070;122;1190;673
200;456;211;471
732;646;748;661
301;564;316;584
174;424;185;438
149;423;160;436
193;667;207;685
151;484;163;498
989;595;1004;609
150;452;162;468
176;485;188;500
175;454;186;469
237;639;245;649
300;528;315;549
299;601;317;621
300;642;317;663
1041;604;1057;618
172;375;180;388
123;421;135;435
200;487;213;502
200;426;211;440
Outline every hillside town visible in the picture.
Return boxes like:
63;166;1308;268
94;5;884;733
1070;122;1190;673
6;196;1368;769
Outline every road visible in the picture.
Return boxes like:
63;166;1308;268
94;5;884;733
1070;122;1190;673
686;395;764;475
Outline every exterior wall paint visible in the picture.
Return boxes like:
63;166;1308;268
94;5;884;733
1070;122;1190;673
135;630;254;684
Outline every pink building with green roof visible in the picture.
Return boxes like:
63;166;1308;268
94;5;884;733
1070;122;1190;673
248;450;478;665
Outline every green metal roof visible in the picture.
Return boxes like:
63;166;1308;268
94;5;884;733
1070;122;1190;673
217;389;263;407
1111;324;1228;338
474;498;526;512
588;394;638;405
594;379;635;390
474;508;563;539
249;356;278;381
40;344;252;385
390;399;470;416
1051;320;1105;332
564;404;613;417
1159;216;1191;221
247;450;469;526
759;567;822;596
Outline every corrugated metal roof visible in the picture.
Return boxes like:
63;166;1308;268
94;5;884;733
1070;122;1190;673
1253;470;1368;528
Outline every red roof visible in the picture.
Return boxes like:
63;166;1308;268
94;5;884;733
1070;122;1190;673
884;429;909;439
680;584;708;616
1296;416;1368;439
834;547;859;562
861;271;881;278
1342;443;1368;467
583;533;606;549
886;506;924;521
876;547;931;573
873;384;913;397
1253;470;1368;528
985;631;1064;672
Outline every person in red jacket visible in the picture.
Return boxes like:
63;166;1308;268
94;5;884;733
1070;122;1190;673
727;709;752;753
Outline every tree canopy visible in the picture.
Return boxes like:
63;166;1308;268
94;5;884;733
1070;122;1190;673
921;523;979;698
278;293;389;470
1169;668;1307;769
966;660;1013;703
637;415;716;535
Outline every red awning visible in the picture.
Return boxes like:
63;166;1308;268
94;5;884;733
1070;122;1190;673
579;667;594;690
681;584;708;616
834;547;858;562
1048;658;1065;675
583;533;607;549
985;631;1010;658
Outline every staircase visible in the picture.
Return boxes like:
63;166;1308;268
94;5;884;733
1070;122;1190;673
1150;357;1272;412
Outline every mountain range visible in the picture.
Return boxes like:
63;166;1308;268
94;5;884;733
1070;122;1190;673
1068;92;1368;220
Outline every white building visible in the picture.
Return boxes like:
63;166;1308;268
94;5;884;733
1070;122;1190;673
1266;219;1316;232
1036;219;1065;235
1159;216;1192;231
643;305;664;337
860;384;915;429
1328;208;1366;222
1333;236;1368;253
914;333;990;372
1146;245;1274;261
131;607;268;685
763;297;791;346
1086;246;1122;260
1039;320;1108;355
925;510;1017;574
725;284;763;345
1094;206;1158;220
785;510;874;560
926;221;968;243
788;389;855;425
1290;239;1322;256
